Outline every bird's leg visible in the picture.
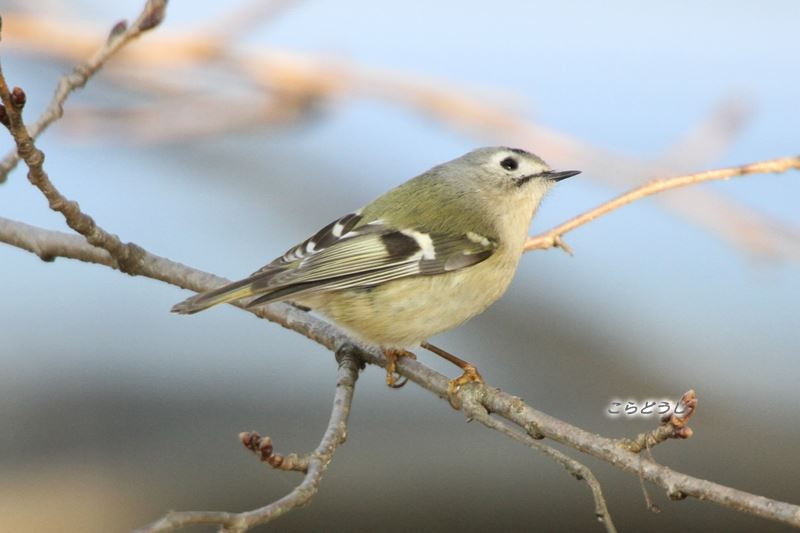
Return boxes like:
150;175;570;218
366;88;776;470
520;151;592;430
382;348;416;388
421;341;484;408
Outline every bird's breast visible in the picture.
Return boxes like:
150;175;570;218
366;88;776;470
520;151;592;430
305;244;522;349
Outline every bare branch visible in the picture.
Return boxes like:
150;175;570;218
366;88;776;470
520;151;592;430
524;156;800;252
0;73;148;272
240;432;311;473
3;212;800;528
459;393;618;533
137;346;361;533
618;390;698;454
0;0;168;182
0;216;114;265
472;384;800;527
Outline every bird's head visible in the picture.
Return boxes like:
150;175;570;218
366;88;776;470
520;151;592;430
456;146;580;200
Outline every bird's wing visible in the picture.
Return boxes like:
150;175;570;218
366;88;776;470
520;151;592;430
245;212;498;306
171;211;497;314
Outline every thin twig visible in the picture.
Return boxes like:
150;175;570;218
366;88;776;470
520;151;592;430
2;213;799;528
618;390;698;454
524;156;800;252
239;431;311;473
0;0;168;182
137;345;362;533
460;391;618;533
0;71;146;272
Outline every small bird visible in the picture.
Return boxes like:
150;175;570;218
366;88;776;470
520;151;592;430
172;147;578;398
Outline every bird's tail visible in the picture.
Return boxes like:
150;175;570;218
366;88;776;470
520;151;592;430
171;276;262;315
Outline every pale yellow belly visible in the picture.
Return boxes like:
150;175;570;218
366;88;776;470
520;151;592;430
297;248;520;348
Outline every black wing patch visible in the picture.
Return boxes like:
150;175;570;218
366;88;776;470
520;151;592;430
242;229;498;308
379;231;421;259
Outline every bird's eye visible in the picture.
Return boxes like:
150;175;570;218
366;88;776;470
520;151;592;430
500;157;518;171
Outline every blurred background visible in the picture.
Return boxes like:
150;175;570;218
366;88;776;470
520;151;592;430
1;1;799;531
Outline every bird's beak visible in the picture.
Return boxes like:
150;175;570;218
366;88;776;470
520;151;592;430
544;169;581;182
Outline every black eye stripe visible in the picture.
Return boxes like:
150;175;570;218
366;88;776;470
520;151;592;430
500;157;518;171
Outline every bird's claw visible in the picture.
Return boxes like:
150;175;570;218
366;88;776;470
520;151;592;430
447;364;484;409
386;372;408;388
383;349;416;389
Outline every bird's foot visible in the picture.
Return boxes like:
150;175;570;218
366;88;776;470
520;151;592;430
383;349;416;388
419;342;485;409
447;364;484;409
